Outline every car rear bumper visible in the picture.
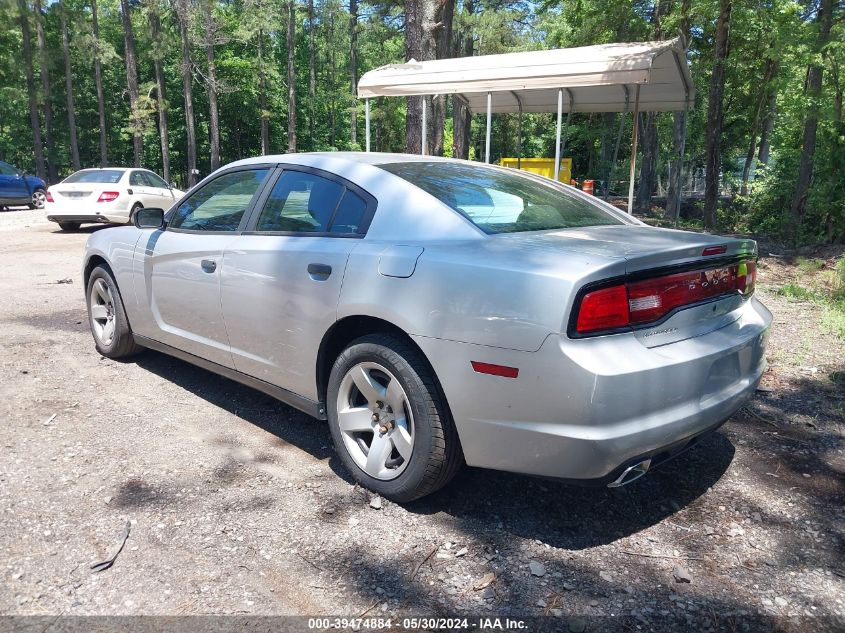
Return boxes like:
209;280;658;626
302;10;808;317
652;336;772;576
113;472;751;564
413;296;771;482
46;207;130;224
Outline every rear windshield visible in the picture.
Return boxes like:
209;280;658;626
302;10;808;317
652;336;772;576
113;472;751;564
63;169;125;184
378;161;623;234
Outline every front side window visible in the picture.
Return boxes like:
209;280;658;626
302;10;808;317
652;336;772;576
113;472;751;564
64;169;125;184
255;171;355;234
0;162;17;176
169;169;269;232
378;161;624;234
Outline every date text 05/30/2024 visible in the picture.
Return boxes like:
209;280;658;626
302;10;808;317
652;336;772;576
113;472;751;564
307;617;529;630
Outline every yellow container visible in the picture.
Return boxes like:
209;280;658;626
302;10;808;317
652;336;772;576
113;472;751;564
499;157;572;184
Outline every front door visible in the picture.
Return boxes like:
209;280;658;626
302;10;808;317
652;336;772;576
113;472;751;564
221;167;375;400
134;167;271;367
0;162;28;203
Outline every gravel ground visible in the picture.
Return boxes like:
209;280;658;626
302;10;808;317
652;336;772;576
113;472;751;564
1;208;843;631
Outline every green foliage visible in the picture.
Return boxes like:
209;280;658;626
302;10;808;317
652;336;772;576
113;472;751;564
0;0;842;242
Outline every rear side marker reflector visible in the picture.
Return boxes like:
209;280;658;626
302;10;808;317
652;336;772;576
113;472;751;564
575;260;757;335
471;361;519;378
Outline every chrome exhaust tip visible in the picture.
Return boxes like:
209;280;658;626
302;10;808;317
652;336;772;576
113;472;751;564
607;458;652;488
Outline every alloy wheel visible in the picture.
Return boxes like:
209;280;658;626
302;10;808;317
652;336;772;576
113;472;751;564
336;362;414;480
31;190;46;209
89;278;117;346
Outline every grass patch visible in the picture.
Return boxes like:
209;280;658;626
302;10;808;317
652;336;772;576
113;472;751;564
776;283;819;302
795;257;826;273
776;282;845;339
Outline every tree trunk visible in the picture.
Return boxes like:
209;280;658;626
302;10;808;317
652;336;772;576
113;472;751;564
119;0;142;167
91;0;108;167
431;0;454;156
634;113;658;213
258;30;269;155
204;0;220;171
405;0;437;154
452;0;473;159
148;5;170;182
664;111;686;222
34;0;56;182
703;0;732;230
287;1;296;153
740;58;777;195
348;0;357;148
664;0;690;222
788;0;833;245
309;0;317;148
59;1;80;171
328;5;336;147
177;0;197;186
634;0;669;213
18;0;46;181
757;89;776;167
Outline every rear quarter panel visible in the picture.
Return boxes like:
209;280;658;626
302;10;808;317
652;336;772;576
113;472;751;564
338;239;626;352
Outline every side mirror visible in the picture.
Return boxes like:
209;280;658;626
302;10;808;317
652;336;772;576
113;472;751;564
133;207;165;229
169;181;177;190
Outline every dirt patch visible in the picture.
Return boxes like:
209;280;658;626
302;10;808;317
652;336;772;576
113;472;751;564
0;210;842;629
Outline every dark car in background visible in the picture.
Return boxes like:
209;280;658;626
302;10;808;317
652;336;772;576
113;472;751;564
0;161;47;210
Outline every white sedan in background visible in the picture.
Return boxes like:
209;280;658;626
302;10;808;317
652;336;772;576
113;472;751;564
45;168;184;231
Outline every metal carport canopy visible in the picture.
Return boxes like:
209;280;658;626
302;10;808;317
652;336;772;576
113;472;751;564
357;38;694;212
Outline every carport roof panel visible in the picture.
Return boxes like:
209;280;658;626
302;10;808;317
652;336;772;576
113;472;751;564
357;38;694;113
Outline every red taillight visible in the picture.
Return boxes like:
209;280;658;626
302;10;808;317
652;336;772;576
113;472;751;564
576;284;629;333
97;191;120;203
575;260;756;335
45;191;54;203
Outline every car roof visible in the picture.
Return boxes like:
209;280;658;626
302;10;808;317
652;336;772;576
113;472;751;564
228;152;479;169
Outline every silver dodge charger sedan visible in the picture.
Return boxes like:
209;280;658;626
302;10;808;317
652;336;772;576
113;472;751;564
83;152;771;501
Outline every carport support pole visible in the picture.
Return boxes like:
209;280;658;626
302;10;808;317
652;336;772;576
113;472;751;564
627;84;641;214
485;92;492;163
421;97;427;155
365;98;370;153
554;88;563;180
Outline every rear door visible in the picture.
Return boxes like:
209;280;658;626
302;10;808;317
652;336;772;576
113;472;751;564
128;170;157;208
143;170;179;208
133;167;272;367
221;166;376;399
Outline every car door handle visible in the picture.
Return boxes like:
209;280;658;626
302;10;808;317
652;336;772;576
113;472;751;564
201;259;217;273
307;263;332;280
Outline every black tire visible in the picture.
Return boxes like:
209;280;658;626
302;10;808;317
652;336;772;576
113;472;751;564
86;265;144;359
29;188;47;210
327;334;462;502
58;221;81;231
129;203;143;224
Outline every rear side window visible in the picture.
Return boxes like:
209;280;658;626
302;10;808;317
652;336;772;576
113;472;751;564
129;171;146;186
64;169;125;184
378;161;623;234
254;171;369;235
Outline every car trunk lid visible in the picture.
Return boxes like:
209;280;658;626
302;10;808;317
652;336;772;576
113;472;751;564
54;182;98;202
495;226;758;347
